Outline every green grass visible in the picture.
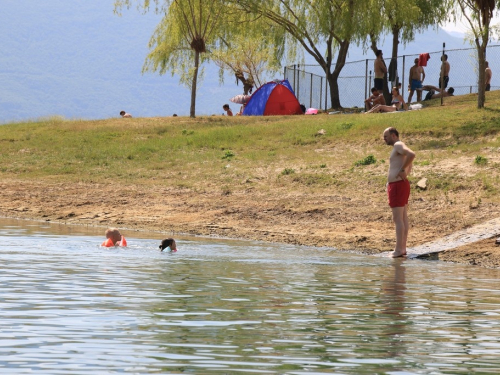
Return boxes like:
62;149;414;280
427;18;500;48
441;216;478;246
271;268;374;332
1;92;500;203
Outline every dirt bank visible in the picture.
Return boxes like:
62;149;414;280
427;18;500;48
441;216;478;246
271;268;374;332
1;178;499;268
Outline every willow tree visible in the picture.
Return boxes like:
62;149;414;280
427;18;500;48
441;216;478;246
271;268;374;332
211;13;285;95
212;35;280;94
455;0;499;108
115;0;225;118
230;0;370;110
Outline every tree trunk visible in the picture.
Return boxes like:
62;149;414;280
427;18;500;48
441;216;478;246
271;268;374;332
235;69;254;95
385;26;401;103
390;25;400;82
326;40;350;110
477;46;486;109
326;71;339;109
476;32;488;109
190;49;200;118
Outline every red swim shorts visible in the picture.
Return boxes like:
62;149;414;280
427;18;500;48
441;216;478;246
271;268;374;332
387;179;410;208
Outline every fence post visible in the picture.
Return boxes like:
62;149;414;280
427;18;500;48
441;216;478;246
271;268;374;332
441;43;445;106
284;66;287;80
297;65;300;103
310;73;313;108
320;77;323;111
293;65;296;93
324;77;328;110
402;55;406;96
365;59;368;104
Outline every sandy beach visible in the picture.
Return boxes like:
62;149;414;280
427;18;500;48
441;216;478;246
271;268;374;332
1;176;499;268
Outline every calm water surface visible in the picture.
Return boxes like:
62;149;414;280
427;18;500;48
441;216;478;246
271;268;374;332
0;219;500;374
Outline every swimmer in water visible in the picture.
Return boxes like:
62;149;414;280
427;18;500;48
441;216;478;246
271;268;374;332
102;228;127;247
159;238;177;252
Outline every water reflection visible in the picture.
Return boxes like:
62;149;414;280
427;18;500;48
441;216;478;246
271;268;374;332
0;218;500;374
381;259;407;359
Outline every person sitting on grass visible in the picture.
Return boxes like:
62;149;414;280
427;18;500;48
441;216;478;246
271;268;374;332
364;87;386;111
236;103;246;116
365;87;407;113
222;104;233;116
120;110;132;118
101;228;127;247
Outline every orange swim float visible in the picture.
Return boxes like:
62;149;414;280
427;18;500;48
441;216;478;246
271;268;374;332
101;236;127;247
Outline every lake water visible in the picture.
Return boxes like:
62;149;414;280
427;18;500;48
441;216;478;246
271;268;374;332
1;218;499;374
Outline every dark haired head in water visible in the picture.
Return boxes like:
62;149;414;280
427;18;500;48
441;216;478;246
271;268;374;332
159;238;177;252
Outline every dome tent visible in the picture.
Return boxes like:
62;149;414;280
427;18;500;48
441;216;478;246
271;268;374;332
242;79;303;116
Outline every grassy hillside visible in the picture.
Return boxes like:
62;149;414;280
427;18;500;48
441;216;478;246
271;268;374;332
1;92;499;195
0;92;499;263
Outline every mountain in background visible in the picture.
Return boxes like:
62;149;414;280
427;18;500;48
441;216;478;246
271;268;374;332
0;0;470;122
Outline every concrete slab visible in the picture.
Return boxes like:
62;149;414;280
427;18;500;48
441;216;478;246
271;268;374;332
376;217;500;259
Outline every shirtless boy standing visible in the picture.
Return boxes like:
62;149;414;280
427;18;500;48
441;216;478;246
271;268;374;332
439;54;450;89
383;127;416;258
485;61;492;91
374;50;387;91
408;58;425;103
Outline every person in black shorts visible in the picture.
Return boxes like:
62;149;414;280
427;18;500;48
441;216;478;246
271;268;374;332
439;54;450;89
374;50;387;90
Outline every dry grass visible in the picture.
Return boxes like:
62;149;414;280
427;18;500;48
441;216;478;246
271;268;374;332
0;92;500;265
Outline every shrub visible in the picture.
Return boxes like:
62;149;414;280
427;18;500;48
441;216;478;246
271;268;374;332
354;154;376;166
281;168;295;175
222;150;235;159
475;155;488;165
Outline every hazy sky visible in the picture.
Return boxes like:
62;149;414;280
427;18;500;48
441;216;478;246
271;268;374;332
441;12;500;35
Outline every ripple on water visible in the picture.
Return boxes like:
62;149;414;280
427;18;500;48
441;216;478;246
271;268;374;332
0;219;500;373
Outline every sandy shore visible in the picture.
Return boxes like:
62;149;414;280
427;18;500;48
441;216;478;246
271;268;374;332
1;178;499;268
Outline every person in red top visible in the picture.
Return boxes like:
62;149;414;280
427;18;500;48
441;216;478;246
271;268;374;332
101;228;127;247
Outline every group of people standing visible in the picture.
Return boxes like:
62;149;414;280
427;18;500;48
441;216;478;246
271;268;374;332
407;54;455;102
365;50;492;113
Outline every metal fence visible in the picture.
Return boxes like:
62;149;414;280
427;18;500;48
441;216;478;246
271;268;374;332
284;44;500;110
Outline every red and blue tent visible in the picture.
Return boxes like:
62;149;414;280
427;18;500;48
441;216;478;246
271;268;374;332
243;79;303;116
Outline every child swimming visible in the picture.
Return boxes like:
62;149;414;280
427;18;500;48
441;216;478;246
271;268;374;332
159;238;177;252
101;228;127;247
